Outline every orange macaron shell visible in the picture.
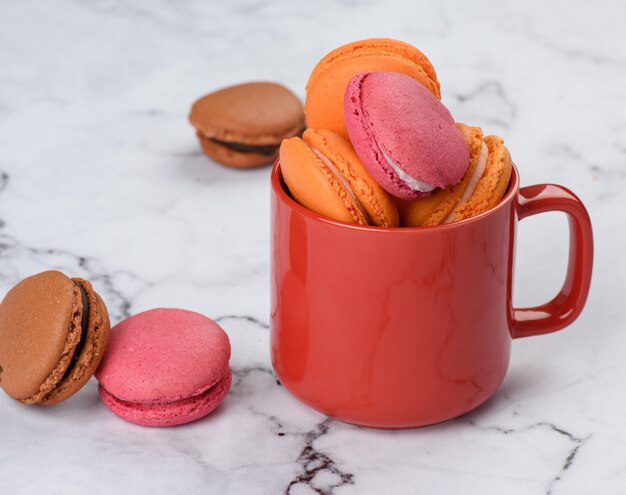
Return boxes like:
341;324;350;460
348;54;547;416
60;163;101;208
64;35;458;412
303;129;399;227
279;129;399;227
280;136;368;225
452;135;512;222
305;39;440;139
395;123;484;227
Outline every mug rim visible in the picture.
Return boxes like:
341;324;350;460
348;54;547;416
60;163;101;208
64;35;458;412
271;161;520;232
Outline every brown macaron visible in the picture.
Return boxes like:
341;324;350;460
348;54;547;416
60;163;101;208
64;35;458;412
189;82;305;168
0;271;110;406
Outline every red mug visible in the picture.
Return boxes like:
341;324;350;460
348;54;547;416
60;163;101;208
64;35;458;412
270;162;593;428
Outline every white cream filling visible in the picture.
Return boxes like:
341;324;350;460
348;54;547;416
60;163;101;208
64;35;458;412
309;146;371;224
381;149;437;193
443;142;489;224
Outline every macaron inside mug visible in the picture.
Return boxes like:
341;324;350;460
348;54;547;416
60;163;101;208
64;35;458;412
395;124;513;226
305;38;441;139
280;128;399;227
344;71;469;200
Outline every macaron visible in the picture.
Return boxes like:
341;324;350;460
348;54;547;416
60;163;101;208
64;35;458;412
395;123;484;226
396;125;513;226
279;128;399;227
345;71;469;200
0;271;110;406
189;82;305;168
96;308;231;427
305;38;440;139
446;134;512;223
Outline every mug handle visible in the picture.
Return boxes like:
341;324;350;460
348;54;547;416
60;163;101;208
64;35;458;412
512;184;593;338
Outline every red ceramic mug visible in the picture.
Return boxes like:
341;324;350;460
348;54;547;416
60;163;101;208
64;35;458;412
270;162;593;428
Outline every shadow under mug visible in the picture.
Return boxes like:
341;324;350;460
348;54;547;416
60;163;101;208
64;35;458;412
270;162;593;428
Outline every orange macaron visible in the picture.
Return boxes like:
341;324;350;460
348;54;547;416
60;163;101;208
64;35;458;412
449;134;512;223
305;38;440;139
279;128;399;227
396;124;512;226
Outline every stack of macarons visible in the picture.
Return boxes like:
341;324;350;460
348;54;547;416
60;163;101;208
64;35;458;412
279;38;513;227
0;271;232;428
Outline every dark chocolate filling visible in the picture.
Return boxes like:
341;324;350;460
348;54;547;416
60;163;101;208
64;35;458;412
209;138;279;156
60;282;90;381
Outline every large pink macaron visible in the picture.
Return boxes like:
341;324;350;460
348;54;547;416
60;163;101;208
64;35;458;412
95;308;231;427
344;71;469;200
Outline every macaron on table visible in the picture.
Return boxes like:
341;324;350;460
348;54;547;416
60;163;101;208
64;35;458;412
96;308;231;427
0;271;110;406
189;82;304;168
0;2;619;494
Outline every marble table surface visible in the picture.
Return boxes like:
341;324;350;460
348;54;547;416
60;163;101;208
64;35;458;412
1;1;624;493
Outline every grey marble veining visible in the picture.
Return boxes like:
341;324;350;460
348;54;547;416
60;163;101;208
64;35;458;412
0;0;624;493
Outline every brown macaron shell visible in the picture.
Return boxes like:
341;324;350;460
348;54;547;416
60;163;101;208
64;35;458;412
40;278;110;406
396;124;484;227
0;271;110;405
189;82;305;168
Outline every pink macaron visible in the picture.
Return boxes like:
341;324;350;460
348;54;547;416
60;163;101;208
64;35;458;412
95;308;231;427
344;71;469;199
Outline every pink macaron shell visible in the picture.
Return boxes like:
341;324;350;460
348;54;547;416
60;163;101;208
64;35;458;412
95;308;231;405
98;371;232;427
345;72;469;199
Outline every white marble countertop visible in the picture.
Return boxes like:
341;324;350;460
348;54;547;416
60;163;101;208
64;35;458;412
0;1;624;493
